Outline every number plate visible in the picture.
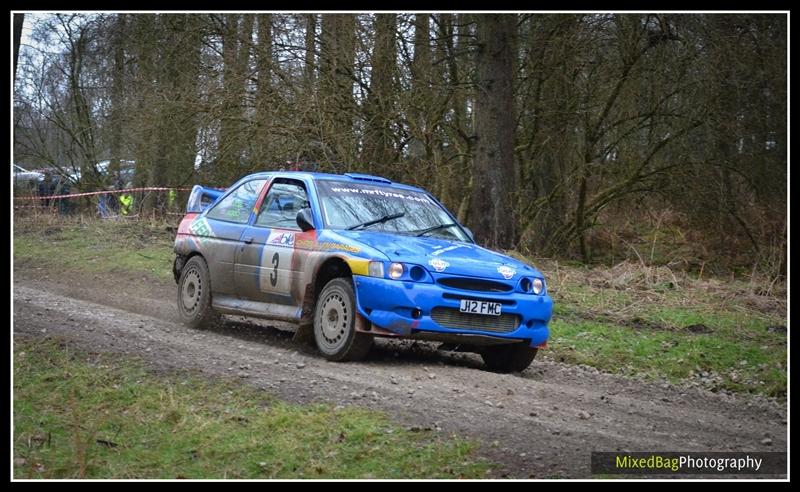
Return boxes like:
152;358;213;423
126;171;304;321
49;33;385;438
459;299;502;316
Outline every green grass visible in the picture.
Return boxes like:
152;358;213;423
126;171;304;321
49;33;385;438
12;216;787;398
13;216;175;281
548;318;786;397
534;259;787;398
13;338;489;479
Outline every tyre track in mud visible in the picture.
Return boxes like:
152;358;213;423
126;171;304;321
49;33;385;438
12;274;787;478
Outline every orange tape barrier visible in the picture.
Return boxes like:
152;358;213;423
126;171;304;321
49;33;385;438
14;187;196;201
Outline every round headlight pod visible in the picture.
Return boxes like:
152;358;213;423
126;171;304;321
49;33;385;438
388;262;404;279
520;277;533;293
532;278;544;295
409;265;426;281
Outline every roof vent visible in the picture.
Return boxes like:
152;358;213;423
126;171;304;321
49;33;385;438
344;173;392;184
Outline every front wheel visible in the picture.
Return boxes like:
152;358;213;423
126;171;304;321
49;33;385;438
177;255;221;329
313;278;373;361
481;344;538;373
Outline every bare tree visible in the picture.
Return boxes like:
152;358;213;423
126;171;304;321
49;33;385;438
361;14;397;174
14;14;24;81
469;14;516;250
12;13;786;276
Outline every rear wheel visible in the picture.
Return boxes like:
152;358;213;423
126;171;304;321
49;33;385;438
314;278;373;361
481;344;538;373
177;256;221;329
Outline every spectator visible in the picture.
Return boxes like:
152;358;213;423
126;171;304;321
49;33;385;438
97;193;111;218
119;192;133;216
168;188;177;210
38;171;54;209
54;176;71;214
112;172;124;212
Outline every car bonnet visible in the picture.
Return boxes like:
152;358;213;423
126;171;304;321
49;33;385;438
331;230;541;281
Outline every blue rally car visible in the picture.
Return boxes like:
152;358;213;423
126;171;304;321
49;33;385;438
173;172;552;372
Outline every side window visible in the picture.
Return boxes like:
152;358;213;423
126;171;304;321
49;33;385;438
255;181;309;230
206;179;267;224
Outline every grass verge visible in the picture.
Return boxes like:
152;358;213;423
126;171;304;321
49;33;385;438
13;214;175;282
13;338;489;479
12;215;787;398
523;256;787;398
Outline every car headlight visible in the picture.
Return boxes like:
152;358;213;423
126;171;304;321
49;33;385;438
368;261;384;278
388;262;404;279
532;278;544;295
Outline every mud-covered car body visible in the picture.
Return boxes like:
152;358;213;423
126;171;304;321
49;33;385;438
173;172;552;355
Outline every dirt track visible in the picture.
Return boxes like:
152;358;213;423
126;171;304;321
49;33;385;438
12;269;787;478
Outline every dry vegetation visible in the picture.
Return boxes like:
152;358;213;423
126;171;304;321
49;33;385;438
13;13;786;275
14;213;788;397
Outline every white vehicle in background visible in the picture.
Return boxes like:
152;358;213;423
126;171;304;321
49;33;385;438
13;165;44;193
13;164;44;182
13;160;136;191
95;159;136;188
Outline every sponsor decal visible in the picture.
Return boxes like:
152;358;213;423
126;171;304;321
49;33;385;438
295;239;314;249
295;239;361;253
497;265;516;279
318;241;361;253
431;244;466;256
428;258;450;272
188;217;215;248
268;231;295;247
328;186;434;204
189;216;212;236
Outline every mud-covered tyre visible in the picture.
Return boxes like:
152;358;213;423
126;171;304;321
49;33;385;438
481;344;538;373
313;278;373;361
177;255;221;329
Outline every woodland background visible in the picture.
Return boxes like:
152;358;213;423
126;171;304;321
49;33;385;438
12;13;787;281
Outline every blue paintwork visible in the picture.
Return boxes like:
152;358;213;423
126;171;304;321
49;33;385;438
335;228;551;347
186;184;225;213
343;172;393;184
336;230;544;280
178;171;553;348
353;275;550;346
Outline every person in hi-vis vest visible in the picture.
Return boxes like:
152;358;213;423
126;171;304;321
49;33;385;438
119;193;133;215
168;188;177;210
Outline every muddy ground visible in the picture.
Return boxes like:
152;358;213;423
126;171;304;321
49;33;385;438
12;267;787;478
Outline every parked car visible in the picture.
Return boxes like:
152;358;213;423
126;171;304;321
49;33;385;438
95;159;136;188
173;172;552;372
13;164;44;194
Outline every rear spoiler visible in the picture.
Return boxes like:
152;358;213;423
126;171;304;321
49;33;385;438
186;185;225;213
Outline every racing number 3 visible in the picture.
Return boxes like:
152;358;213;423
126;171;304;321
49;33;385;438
270;252;279;287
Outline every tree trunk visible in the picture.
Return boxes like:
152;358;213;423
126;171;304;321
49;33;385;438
319;14;357;166
304;14;316;87
255;14;273;165
469;15;516;250
109;14;126;186
408;14;431;182
218;14;252;179
361;14;396;175
13;14;24;81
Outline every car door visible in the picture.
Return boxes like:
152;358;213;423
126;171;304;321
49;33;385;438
235;178;314;307
198;178;268;297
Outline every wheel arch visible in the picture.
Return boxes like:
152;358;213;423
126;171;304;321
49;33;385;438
299;256;353;324
173;250;206;284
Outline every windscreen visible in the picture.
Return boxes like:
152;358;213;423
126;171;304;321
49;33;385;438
316;180;470;242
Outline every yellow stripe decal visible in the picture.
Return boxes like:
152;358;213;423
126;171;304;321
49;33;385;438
346;258;370;276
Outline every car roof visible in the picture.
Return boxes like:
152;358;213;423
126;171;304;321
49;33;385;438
244;171;428;194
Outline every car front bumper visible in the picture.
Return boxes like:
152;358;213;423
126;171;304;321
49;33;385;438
352;274;551;348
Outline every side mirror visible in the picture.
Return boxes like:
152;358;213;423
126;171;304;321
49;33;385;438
463;226;475;242
296;207;315;232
